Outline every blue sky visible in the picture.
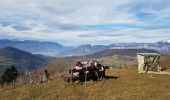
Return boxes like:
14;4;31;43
0;0;170;46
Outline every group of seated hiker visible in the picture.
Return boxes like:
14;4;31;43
64;60;109;82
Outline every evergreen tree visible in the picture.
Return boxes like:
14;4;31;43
0;75;3;85
2;65;18;84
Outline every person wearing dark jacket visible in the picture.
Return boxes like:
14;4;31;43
73;61;84;82
94;61;105;80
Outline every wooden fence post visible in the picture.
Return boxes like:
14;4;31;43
70;69;73;85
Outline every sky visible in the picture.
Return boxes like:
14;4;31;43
0;0;170;46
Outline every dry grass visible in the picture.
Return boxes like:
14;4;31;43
0;66;170;100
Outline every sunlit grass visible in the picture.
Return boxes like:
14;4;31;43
0;67;170;100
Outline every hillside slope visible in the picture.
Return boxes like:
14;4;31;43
61;49;159;64
85;49;159;58
0;67;170;100
0;47;50;73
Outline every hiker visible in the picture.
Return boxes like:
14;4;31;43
88;59;95;67
87;60;99;81
94;61;105;80
64;60;108;83
94;61;104;71
64;62;83;82
72;61;84;81
75;61;83;70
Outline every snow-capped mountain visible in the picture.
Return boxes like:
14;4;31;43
159;39;170;43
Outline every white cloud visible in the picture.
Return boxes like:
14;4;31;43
0;0;170;45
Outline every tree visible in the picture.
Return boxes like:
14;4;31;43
1;65;18;84
0;75;3;86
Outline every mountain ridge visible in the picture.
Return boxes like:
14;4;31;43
0;47;51;73
0;39;169;57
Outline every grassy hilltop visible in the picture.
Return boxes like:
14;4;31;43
0;50;170;100
0;66;170;100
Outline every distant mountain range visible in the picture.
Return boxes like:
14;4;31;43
0;39;170;57
0;47;51;73
0;39;110;57
0;39;64;56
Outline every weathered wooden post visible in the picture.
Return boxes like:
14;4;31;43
85;66;87;86
28;72;32;84
70;69;73;85
20;77;23;85
12;80;15;88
